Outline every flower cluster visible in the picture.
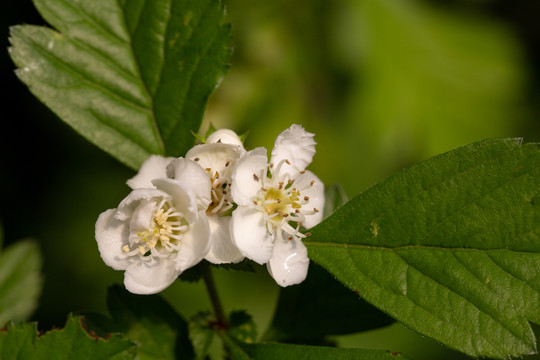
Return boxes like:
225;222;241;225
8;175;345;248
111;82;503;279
95;125;324;294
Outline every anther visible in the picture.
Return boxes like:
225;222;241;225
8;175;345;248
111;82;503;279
283;213;289;218
222;190;227;194
261;187;267;191
304;196;310;201
287;179;292;184
285;159;291;165
305;232;312;236
310;180;315;186
122;245;130;253
225;161;231;167
253;174;259;181
194;157;200;161
295;209;300;213
270;163;274;168
300;170;306;174
215;171;220;179
314;208;319;213
287;236;293;240
276;199;281;203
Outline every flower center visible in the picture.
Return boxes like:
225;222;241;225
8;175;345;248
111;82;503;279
262;187;301;222
252;159;318;240
205;163;234;215
123;199;188;258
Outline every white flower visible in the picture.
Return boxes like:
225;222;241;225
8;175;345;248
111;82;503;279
172;129;245;264
95;157;212;294
206;129;244;146
230;125;324;286
126;155;175;189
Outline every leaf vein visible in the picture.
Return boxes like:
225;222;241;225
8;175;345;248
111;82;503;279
58;0;128;45
342;248;504;353
25;33;151;114
323;146;522;243
485;252;540;294
392;250;517;350
420;170;535;244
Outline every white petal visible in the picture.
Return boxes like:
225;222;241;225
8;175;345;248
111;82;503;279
206;129;243;146
267;236;309;287
129;200;156;233
152;178;198;223
295;170;325;228
127;155;175;189
204;216;244;264
115;188;167;221
175;211;211;272
128;200;157;245
231;206;273;265
186;143;244;181
124;258;179;294
270;124;316;171
166;158;212;210
230;147;268;206
95;209;132;270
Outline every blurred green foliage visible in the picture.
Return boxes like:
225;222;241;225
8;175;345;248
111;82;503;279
2;0;540;359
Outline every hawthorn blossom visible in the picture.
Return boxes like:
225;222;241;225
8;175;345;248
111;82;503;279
172;129;245;264
96;157;212;294
230;125;324;286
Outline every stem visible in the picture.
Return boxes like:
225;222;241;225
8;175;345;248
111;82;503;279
201;262;227;327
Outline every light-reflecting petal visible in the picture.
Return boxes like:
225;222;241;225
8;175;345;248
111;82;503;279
127;155;175;189
95;209;132;270
186;143;244;181
124;258;179;295
165;158;212;210
152;178;199;223
129;200;156;234
175;211;211;272
115;188;166;221
267;236;309;287
270;124;316;172
231;147;268;206
231;206;273;265
206;129;243;146
295;170;325;228
205;216;244;264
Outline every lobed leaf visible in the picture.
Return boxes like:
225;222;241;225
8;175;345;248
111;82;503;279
306;138;540;358
224;338;411;360
85;285;194;360
0;240;43;327
9;0;231;169
0;315;136;360
188;312;216;360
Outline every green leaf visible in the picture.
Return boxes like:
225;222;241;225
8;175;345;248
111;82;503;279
0;315;136;360
0;240;43;327
306;139;540;358
226;340;411;360
188;312;216;360
9;0;231;169
229;311;257;343
267;262;392;342
323;183;349;217
85;285;195;360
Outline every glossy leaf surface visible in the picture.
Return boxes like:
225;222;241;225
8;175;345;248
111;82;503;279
307;139;540;358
